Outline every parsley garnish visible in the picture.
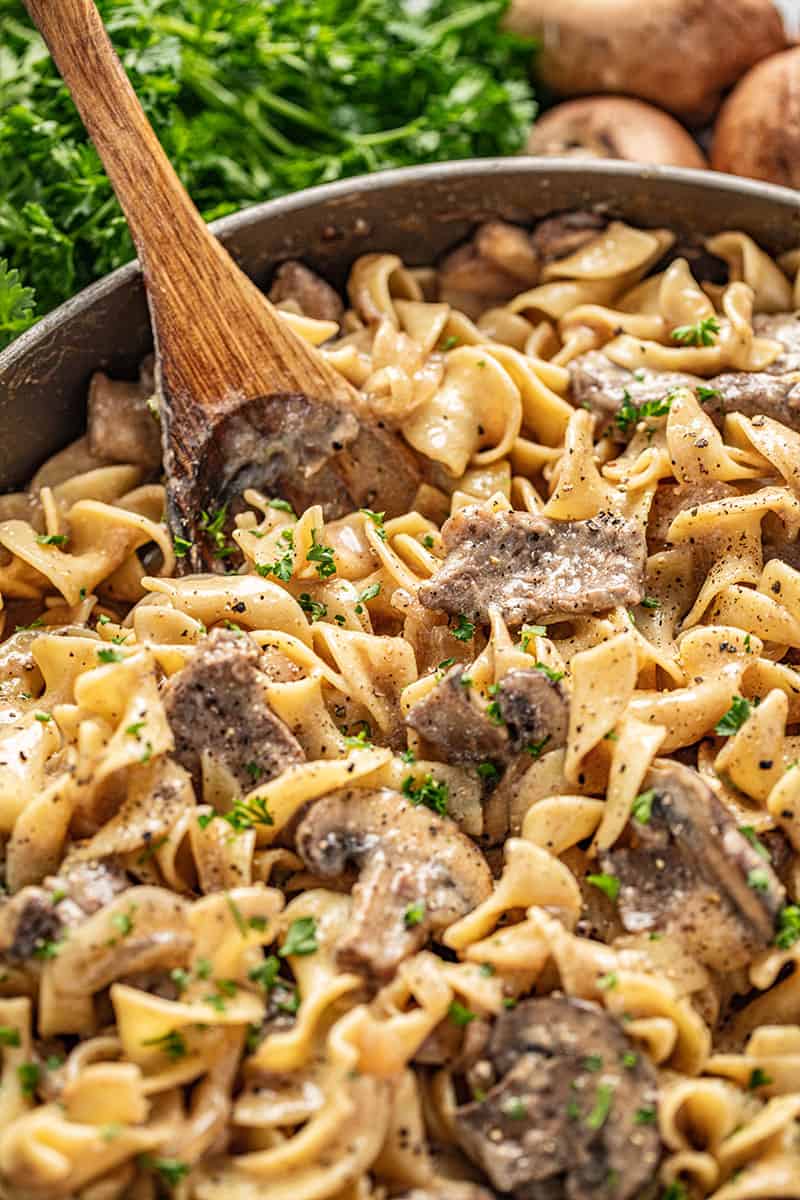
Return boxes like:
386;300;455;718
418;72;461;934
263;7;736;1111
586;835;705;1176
421;534;435;549
125;721;146;739
402;773;449;816
298;593;327;622
142;1029;187;1060
631;789;655;825
222;795;274;832
587;873;620;902
0;1026;20;1047
280;916;318;957
740;826;771;861
697;385;721;401
360;509;387;541
614;390;673;434
477;761;500;780
110;906;136;937
521;624;546;652
534;661;563;683
173;535;192;558
776;905;800;949
33;712;50;723
640;596;660;609
448;1000;475;1026
199;504;236;558
35;533;68;546
748;868;771;893
256;528;294;580
585;1082;614;1130
583;1054;603;1072
635;1106;657;1124
439;334;459;351
249;955;280;991
307;529;336;578
139;1157;189;1188
355;582;381;613
748;1067;772;1090
671;316;720;347
451;614;475;641
525;735;551;759
404;902;426;928
96;647;124;664
502;1097;527;1119
715;696;752;736
268;498;295;514
17;1062;39;1096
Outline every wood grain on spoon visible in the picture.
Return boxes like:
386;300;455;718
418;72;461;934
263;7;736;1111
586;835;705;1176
23;0;419;570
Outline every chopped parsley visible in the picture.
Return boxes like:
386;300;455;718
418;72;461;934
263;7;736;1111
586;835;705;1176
248;955;280;991
0;1026;20;1047
739;826;771;861
169;968;190;995
173;535;192;558
268;498;295;515
451;614;475;641
448;1000;476;1027
400;748;417;764
404;902;426;928
598;971;618;991
631;789;655;825
355;582;381;613
585;1082;614;1130
421;534;436;549
280;916;318;957
622;1051;638;1069
521;624;546;652
125;721;146;739
307;529;336;578
17;1061;39;1096
360;509;387;541
33;711;50;723
534;660;564;683
35;533;68;546
142;1029;187;1060
502;1097;527;1119
697;385;721;401
477;761;500;780
343;728;372;749
139;1157;189;1188
747;1067;773;1090
635;1106;657;1124
256;529;294;580
110;906;136;938
199;504;236;558
640;596;661;609
439;334;459;351
225;894;248;937
715;695;752;736
401;773;449;816
32;936;62;959
96;647;124;664
583;1054;603;1072
525;735;551;759
747;868;771;893
671;316;720;347
587;873;620;902
776;905;800;949
614;390;673;434
298;593;327;622
222;795;274;832
485;684;505;727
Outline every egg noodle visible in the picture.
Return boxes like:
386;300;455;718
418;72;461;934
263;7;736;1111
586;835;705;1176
2;217;800;1200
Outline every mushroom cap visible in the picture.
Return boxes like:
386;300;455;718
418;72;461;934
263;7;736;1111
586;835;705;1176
527;97;707;169
711;46;800;188
506;0;786;122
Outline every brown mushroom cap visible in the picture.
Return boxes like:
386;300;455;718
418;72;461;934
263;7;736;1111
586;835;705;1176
505;0;786;122
711;47;800;188
295;787;492;981
527;97;707;169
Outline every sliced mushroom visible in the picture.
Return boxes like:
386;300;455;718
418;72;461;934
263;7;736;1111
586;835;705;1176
0;887;63;962
87;370;162;470
454;997;661;1200
268;260;344;323
295;788;492;981
527;97;707;168
406;665;568;766
163;628;304;792
418;507;646;625
505;0;787;122
601;760;785;970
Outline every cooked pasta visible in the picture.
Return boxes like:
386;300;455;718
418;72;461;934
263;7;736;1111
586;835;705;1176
4;211;800;1200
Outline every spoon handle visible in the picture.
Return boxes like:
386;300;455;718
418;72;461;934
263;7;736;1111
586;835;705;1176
22;0;340;416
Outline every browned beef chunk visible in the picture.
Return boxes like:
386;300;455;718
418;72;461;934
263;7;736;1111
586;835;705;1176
163;629;304;792
0;888;63;961
647;480;738;552
700;371;800;431
407;664;568;767
268;260;344;324
454;997;661;1200
296;788;492;982
601;760;785;971
568;351;698;425
48;858;129;919
419;508;646;626
87;371;162;470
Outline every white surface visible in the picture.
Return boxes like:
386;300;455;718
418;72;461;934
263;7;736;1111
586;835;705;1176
777;0;800;34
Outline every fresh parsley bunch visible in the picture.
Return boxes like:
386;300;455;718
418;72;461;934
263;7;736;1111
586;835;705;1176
0;0;536;347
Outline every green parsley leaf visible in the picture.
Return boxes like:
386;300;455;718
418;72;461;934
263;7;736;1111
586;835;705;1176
421;534;435;549
640;596;661;609
268;498;295;514
622;1051;638;1068
534;660;563;683
35;533;68;546
448;1000;476;1027
248;955;281;991
0;1026;20;1047
583;1054;603;1072
598;971;618;991
33;711;50;723
748;1067;773;1090
501;1096;527;1119
739;825;771;860
520;624;547;653
17;1061;39;1096
0;259;35;345
280;916;318;957
477;761;500;780
110;906;136;937
614;389;673;434
360;509;387;541
776;904;800;949
697;385;721;401
298;593;327;622
671;316;720;347
525;735;551;759
587;873;620;902
451;614;475;641
404;901;426;928
439;334;459;351
306;529;336;578
715;695;752;737
173;535;193;558
635;1106;657;1124
401;772;449;816
142;1029;187;1060
585;1082;614;1130
125;720;146;739
139;1157;189;1188
355;582;381;613
631;789;655;825
96;647;124;664
221;795;274;832
747;868;771;893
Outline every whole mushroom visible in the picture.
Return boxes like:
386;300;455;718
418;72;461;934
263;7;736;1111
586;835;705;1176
711;47;800;188
527;97;707;169
505;0;786;123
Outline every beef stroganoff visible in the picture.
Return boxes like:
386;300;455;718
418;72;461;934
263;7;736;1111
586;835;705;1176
2;213;800;1199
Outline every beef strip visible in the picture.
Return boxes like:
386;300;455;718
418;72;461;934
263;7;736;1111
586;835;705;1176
601;760;785;971
698;311;800;431
163;628;304;792
296;787;492;982
529;211;607;264
419;507;646;626
454;997;661;1200
568;351;699;426
268;260;344;323
406;665;568;767
87;370;162;470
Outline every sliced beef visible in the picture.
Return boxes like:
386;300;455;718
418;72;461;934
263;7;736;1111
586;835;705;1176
0;888;63;961
87;371;162;470
601;760;785;971
296;788;492;982
419;508;646;626
647;480;738;552
49;858;129;920
568;351;698;426
268;260;344;324
700;370;800;432
407;665;568;767
454;997;661;1200
163;629;304;792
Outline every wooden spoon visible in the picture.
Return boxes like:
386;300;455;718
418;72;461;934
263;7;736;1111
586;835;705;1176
23;0;420;571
